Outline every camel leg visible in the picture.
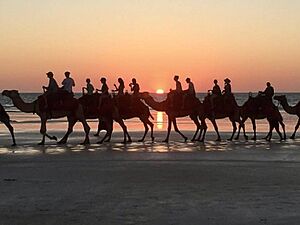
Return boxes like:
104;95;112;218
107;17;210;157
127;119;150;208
73;106;90;145
147;118;155;142
274;122;283;140
163;117;172;143
211;119;221;141
98;120;113;144
279;120;286;140
235;117;247;140
290;118;300;139
94;119;101;136
38;117;47;145
138;120;149;142
173;119;187;142
250;118;257;141
228;119;237;141
58;117;77;144
197;119;207;142
265;121;274;141
117;119;131;143
190;115;201;142
241;122;248;140
2;118;16;146
79;118;90;145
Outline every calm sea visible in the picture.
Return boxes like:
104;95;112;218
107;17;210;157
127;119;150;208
0;93;299;134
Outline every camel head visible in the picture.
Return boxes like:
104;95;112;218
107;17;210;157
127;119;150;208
2;90;20;98
274;95;287;104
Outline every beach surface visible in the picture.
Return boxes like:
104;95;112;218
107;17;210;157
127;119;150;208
1;130;300;225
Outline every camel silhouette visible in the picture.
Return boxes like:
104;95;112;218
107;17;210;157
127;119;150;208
79;93;146;144
0;103;16;146
139;91;201;142
93;94;154;142
196;94;245;142
274;95;300;139
235;95;286;141
2;90;90;145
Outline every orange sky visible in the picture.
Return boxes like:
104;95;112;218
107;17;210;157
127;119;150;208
0;0;300;92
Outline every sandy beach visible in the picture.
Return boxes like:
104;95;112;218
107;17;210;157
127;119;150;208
1;130;300;225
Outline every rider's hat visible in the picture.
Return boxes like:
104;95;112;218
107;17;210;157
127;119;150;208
224;78;231;83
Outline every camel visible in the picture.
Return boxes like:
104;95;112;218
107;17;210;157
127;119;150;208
93;94;154;142
79;93;153;143
274;95;300;139
139;91;201;142
235;95;286;141
196;94;246;142
0;103;16;146
2;90;90;145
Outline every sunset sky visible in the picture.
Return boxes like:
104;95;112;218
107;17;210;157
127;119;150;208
0;0;299;92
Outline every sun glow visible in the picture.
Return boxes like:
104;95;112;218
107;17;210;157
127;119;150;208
156;89;164;94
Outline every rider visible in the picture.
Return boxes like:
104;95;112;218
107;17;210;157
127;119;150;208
62;71;75;94
97;77;109;95
82;78;94;95
210;79;222;111
43;71;59;93
174;75;182;93
114;78;125;95
222;78;232;96
97;77;109;108
42;71;59;111
259;82;274;100
129;78;140;95
182;77;196;109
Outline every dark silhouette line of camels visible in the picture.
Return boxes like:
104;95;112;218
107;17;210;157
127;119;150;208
0;90;298;145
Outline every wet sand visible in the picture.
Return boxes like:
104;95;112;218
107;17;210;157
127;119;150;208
1;130;300;224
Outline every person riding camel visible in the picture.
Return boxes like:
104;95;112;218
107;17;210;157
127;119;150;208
222;78;232;96
97;77;109;108
259;82;274;100
42;71;59;111
182;78;195;109
129;78;140;96
62;71;75;95
82;78;94;95
210;79;222;112
43;71;59;94
114;78;125;96
174;75;182;93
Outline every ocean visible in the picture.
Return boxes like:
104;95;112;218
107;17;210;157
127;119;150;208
0;92;299;135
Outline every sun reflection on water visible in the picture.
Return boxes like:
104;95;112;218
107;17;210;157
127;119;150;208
156;111;164;130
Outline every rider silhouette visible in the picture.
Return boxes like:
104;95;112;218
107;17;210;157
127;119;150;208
82;78;94;95
62;71;75;94
129;78;140;95
259;82;274;100
42;71;59;111
182;77;195;109
114;78;125;95
173;75;182;93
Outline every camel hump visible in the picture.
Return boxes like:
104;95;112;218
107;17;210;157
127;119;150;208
38;91;78;112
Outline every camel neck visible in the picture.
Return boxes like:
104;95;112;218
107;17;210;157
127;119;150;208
10;95;35;113
281;99;297;115
142;95;167;112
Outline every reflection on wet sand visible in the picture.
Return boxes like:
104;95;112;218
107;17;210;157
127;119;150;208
156;111;164;130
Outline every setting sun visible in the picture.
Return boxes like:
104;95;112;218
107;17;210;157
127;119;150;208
156;89;164;94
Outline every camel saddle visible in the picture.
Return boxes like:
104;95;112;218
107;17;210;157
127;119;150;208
38;90;78;112
78;93;101;117
206;94;237;114
113;94;146;115
250;95;276;112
